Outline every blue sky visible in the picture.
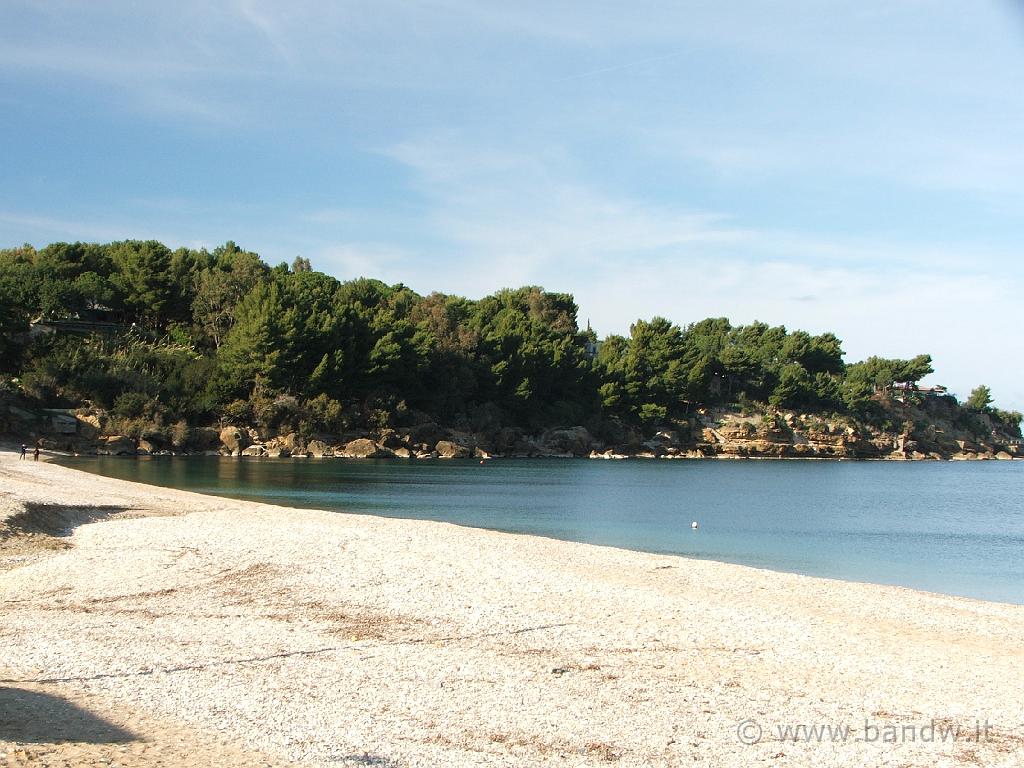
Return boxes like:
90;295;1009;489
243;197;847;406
2;1;1022;408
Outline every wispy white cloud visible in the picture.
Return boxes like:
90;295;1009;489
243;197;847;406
312;243;414;283
0;210;130;243
579;255;1023;406
0;209;215;253
0;43;213;80
382;137;1014;277
233;0;295;67
639;114;1024;205
370;136;1024;407
2;1;1022;410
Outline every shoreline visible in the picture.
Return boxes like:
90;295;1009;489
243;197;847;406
13;402;1020;463
34;446;1024;462
49;448;1024;610
46;450;1024;609
2;451;1024;766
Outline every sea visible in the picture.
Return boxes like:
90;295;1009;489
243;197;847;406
58;455;1024;604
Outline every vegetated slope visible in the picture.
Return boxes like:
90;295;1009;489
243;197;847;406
0;240;1019;459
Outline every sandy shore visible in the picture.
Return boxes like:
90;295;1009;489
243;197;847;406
1;451;1022;767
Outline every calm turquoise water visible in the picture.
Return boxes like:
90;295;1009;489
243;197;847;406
59;456;1024;604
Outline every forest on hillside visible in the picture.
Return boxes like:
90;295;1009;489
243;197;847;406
0;240;1019;445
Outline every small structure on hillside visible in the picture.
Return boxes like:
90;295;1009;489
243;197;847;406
28;306;128;339
890;382;949;402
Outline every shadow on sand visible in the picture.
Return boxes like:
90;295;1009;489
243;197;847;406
1;503;139;567
1;502;135;541
0;686;138;744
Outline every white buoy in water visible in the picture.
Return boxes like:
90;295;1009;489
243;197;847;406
691;521;699;529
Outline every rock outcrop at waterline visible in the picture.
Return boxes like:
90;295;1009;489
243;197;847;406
8;400;1021;462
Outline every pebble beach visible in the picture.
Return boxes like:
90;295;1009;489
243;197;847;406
1;450;1023;767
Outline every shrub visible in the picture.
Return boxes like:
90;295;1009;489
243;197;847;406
112;391;155;420
223;399;252;424
304;393;345;433
171;419;190;448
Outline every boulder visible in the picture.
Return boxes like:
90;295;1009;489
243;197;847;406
955;438;987;454
435;440;471;459
510;437;543;457
393;447;412;459
264;432;302;454
409;422;446;446
490;427;524;454
99;435;136;455
640;439;667;456
241;444;267;457
341;438;392;458
75;412;103;439
306;439;333;457
187;427;222;452
653;429;682;446
219;426;250;455
540;426;596;456
449;430;478;450
377;429;408;449
590;449;628;460
137;438;158;455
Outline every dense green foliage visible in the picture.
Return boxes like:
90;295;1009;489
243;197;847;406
966;385;993;412
1;240;1019;439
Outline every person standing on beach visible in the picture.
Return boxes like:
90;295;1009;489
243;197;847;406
33;446;40;461
20;444;27;460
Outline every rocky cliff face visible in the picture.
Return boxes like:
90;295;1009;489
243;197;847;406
679;405;1020;461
